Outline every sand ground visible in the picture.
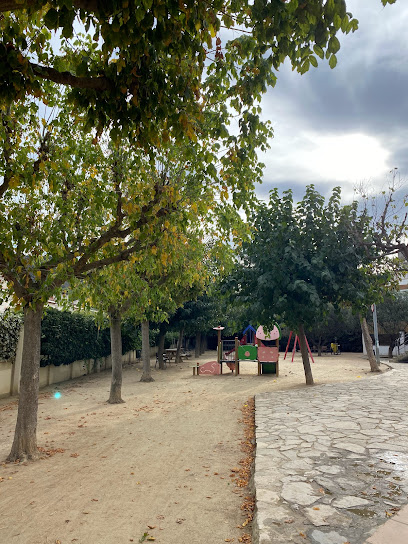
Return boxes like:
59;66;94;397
0;351;387;544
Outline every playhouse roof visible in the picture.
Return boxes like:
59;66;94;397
242;324;257;335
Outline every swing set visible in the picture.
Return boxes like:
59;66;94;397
283;331;315;364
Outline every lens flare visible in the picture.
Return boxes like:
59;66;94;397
54;391;61;399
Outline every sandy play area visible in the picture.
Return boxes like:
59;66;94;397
0;351;387;544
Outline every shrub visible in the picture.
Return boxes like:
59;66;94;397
0;312;23;361
41;309;111;366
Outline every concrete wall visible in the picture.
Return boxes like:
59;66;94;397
0;347;157;399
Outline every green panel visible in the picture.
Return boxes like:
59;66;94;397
262;363;277;374
238;345;257;360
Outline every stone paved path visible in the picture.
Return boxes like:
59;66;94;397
253;367;408;544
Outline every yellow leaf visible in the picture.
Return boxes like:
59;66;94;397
208;24;216;37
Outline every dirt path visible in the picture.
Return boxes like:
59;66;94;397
0;352;384;544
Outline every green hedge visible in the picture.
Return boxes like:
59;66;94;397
41;309;146;367
0;312;23;361
41;309;111;366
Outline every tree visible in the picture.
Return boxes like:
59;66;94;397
73;227;208;399
1;97;197;461
371;291;408;358
232;186;390;385
1;0;392;142
353;171;408;264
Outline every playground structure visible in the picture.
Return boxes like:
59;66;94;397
198;324;281;376
284;331;315;364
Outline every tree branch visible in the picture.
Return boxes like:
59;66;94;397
31;63;113;91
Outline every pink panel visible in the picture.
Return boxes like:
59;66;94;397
198;361;221;375
258;346;279;363
256;325;280;341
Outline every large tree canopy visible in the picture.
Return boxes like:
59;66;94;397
0;0;397;143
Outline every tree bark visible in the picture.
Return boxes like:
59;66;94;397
317;336;322;357
7;303;43;462
200;335;206;355
360;314;381;372
195;332;201;358
157;329;166;370
140;320;154;382
108;311;125;404
298;323;314;385
175;327;184;364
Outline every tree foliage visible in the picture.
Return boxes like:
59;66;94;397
1;0;396;142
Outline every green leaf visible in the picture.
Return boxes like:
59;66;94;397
329;54;337;69
333;14;342;30
313;45;324;60
43;8;59;30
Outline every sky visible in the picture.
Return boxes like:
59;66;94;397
255;0;408;203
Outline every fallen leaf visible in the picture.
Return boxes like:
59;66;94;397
313;507;320;510
176;518;185;524
147;525;156;530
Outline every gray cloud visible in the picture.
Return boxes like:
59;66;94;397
256;0;408;202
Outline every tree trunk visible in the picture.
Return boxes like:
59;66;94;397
360;314;381;372
140;320;154;382
317;336;322;357
8;303;43;462
298;323;314;385
200;335;206;355
195;332;201;358
175;327;184;363
157;329;166;370
108;311;125;404
388;341;394;359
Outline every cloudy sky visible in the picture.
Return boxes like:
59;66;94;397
255;0;408;203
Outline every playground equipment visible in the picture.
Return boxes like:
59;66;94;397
198;324;281;376
283;331;315;364
330;342;341;355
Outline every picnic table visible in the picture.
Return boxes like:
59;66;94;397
165;348;190;362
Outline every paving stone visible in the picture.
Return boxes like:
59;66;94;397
304;504;351;527
317;465;343;475
310;529;352;544
281;481;320;506
256;489;281;504
333;442;366;454
332;495;372;508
